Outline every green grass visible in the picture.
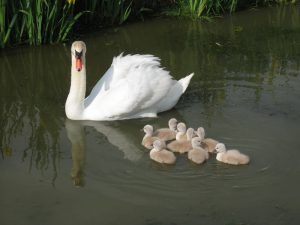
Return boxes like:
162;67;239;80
0;0;133;48
0;0;299;48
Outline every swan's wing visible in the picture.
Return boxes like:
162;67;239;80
85;54;161;107
109;53;161;87
84;56;175;119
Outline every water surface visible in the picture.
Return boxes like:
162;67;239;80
1;6;300;225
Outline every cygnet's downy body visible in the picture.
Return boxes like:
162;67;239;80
153;118;178;141
188;137;209;164
215;143;250;165
167;128;194;154
150;140;176;164
196;127;219;153
142;125;160;149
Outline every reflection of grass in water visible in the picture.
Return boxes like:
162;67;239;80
22;107;62;185
0;45;68;185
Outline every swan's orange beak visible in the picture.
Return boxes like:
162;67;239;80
75;50;83;72
76;58;82;72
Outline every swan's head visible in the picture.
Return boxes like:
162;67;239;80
191;137;202;148
153;139;166;151
215;143;226;153
71;41;86;72
168;118;178;131
143;124;153;135
177;122;186;133
196;127;205;138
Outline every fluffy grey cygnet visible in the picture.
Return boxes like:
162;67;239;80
195;127;219;153
142;125;160;149
167;128;194;154
153;118;178;141
215;143;250;165
150;139;176;164
188;137;209;164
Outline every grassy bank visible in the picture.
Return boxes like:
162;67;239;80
0;0;299;48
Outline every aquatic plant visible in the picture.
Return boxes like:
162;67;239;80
176;0;238;19
188;0;208;18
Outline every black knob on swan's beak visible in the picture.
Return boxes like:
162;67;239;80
75;50;83;59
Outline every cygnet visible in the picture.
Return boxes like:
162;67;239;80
167;128;194;154
196;127;219;153
142;125;160;149
150;140;176;164
215;143;250;165
188;137;209;164
153;118;178;141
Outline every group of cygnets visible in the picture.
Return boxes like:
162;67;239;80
142;118;250;165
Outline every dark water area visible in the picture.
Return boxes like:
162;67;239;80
1;6;300;225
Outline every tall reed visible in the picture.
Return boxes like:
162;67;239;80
0;0;18;47
18;0;86;45
180;0;238;19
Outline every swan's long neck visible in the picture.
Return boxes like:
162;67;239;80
65;58;86;120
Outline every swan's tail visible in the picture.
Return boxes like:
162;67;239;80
178;73;194;93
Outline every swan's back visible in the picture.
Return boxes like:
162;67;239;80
83;54;193;120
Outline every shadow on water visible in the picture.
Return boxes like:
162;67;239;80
0;5;300;225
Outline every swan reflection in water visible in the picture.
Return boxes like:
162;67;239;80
65;120;86;187
65;119;144;186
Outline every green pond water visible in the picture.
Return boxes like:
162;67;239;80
1;6;300;225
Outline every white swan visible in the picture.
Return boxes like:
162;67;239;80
65;41;194;121
215;143;250;165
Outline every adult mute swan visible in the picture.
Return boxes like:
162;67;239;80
65;41;194;121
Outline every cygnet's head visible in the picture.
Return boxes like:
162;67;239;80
168;118;178;131
177;122;187;133
196;127;205;138
186;128;195;140
215;143;226;153
153;140;166;151
143;125;153;134
71;41;87;72
191;137;202;148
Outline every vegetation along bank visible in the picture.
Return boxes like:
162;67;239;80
0;0;299;48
